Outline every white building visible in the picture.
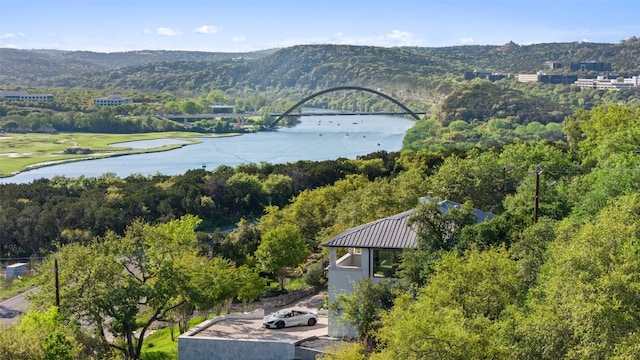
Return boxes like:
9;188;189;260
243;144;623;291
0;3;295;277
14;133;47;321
517;74;539;83
574;76;640;90
93;94;133;107
5;263;28;279
0;90;53;102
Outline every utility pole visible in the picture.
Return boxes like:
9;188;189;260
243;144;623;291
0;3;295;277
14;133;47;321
54;258;60;309
534;165;542;224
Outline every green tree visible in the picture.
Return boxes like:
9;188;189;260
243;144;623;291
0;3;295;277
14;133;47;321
186;256;240;316
236;265;267;311
374;247;519;360
334;279;401;350
255;223;308;290
225;172;266;216
508;217;556;289
508;194;640;359
0;307;84;360
408;199;477;253
426;150;505;212
262;173;293;208
180;100;202;114
31;215;205;360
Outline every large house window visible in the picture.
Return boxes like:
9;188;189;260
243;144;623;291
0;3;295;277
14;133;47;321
372;249;401;278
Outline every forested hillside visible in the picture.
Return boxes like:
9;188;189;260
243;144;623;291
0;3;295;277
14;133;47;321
405;38;640;74
0;48;275;80
2;39;639;95
2;39;640;359
3;104;640;359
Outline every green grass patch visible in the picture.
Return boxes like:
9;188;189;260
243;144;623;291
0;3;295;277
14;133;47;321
141;316;207;360
0;132;238;177
140;325;179;360
263;276;313;296
0;275;38;301
286;277;311;291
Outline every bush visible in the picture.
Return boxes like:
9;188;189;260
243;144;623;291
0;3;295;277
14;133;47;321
303;261;326;287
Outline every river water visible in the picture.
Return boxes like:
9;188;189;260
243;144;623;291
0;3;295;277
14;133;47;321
0;114;414;184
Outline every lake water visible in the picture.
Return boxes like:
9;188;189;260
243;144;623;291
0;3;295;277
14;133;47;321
0;114;414;184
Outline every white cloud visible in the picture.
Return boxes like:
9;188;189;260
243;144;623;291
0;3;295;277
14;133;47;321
231;36;246;43
259;29;422;50
195;25;218;34
156;27;182;36
329;30;421;47
0;32;25;40
459;37;474;44
386;30;410;40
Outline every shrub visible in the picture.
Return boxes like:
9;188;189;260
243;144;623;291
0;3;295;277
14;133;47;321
303;261;326;286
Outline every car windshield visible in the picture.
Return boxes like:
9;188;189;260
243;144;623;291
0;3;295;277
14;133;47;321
275;312;289;318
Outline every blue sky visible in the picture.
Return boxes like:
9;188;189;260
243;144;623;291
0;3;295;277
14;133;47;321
1;0;638;53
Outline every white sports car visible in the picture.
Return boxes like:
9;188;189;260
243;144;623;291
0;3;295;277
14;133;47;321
263;310;318;329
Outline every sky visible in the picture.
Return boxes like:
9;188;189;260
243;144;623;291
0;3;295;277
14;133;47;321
1;0;639;53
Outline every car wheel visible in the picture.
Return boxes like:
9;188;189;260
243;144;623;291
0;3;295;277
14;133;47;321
276;321;285;329
307;318;317;326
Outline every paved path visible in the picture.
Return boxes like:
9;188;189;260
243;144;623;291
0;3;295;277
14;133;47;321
0;289;35;326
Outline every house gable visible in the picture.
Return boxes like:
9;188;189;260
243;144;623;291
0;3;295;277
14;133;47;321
323;209;418;249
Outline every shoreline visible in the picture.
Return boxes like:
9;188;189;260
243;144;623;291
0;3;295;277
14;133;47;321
0;132;243;179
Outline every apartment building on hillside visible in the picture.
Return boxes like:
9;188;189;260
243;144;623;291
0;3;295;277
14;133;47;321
94;94;133;107
0;90;53;102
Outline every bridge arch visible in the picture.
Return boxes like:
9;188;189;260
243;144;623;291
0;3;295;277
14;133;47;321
272;86;421;126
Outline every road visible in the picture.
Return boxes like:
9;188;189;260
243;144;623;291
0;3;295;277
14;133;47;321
0;289;35;326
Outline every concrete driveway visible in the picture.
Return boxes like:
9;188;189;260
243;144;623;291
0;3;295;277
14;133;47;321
195;291;328;341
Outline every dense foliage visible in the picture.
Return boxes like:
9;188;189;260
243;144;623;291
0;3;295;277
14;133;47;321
0;153;407;258
2;40;640;358
321;104;640;359
3;40;639;110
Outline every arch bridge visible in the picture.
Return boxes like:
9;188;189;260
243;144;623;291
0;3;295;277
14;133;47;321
271;86;424;127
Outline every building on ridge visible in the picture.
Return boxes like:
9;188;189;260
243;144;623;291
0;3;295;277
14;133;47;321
0;90;53;102
93;94;133;107
574;75;639;90
570;61;612;72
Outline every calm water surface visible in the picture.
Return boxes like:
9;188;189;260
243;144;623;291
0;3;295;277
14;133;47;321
1;114;414;184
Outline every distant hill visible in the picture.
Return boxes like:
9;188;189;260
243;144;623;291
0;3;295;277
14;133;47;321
0;48;276;86
1;39;638;95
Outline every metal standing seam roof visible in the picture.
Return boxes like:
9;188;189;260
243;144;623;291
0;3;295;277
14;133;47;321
322;209;419;249
322;198;496;249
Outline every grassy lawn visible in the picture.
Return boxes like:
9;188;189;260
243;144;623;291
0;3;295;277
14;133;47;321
0;275;38;301
0;132;234;177
141;316;209;360
141;325;181;360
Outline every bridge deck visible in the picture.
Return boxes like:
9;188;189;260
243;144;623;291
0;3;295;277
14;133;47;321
270;111;427;117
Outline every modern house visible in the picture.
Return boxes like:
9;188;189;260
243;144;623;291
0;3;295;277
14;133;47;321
323;196;496;338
